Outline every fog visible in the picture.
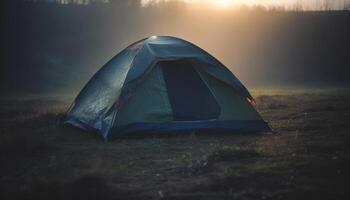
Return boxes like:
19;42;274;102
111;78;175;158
2;0;350;96
140;0;350;10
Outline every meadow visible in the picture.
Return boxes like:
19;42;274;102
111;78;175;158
1;88;349;200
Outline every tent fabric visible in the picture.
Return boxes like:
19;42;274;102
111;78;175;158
63;36;270;140
197;70;262;120
113;65;173;127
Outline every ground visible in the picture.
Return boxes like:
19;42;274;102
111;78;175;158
1;88;350;200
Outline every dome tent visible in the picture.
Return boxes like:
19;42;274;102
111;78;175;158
63;36;270;140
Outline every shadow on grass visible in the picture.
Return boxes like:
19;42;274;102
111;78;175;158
0;134;52;159
1;174;148;200
207;145;262;162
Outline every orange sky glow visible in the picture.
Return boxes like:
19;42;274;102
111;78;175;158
140;0;350;10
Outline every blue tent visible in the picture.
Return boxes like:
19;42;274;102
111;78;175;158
63;36;270;140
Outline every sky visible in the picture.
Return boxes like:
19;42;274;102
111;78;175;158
2;0;350;96
141;0;350;10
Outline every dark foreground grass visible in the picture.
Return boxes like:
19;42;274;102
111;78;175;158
1;88;350;200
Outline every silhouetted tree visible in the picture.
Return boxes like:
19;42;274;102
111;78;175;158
323;0;333;10
292;0;303;11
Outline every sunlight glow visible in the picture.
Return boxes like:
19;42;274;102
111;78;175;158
141;0;238;8
140;0;350;10
140;0;290;8
214;0;234;8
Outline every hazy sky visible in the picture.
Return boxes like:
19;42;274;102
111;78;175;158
3;0;350;95
141;0;350;10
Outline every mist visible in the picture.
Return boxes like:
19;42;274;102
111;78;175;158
2;0;350;96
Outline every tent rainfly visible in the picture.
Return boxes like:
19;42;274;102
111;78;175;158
63;36;270;140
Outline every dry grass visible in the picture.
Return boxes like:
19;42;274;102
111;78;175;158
1;88;350;200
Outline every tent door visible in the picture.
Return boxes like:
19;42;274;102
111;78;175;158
160;60;220;121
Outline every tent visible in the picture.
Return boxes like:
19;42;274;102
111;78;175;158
63;36;270;140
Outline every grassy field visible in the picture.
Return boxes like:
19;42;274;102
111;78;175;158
1;88;350;200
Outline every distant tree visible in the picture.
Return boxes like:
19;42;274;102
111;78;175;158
291;0;303;11
322;0;333;10
268;5;286;12
343;0;350;10
316;0;321;10
23;0;110;5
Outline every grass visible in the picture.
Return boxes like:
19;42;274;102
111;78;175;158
0;88;350;199
207;145;262;162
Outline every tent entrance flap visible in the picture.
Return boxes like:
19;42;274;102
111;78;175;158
160;60;220;121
